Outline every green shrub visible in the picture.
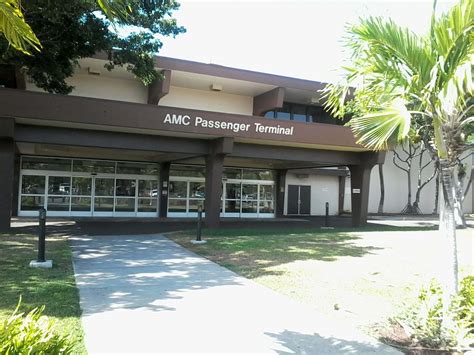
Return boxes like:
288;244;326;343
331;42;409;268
394;277;474;351
0;300;75;354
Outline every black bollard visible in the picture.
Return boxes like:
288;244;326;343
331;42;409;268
325;202;329;227
196;205;202;242
37;208;47;262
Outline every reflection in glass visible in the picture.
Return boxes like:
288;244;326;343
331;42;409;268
94;198;114;211
21;196;44;210
117;162;158;175
259;185;274;200
115;198;135;212
22;157;71;171
223;168;241;179
21;175;45;194
116;179;136;197
170;165;205;177
168;199;186;212
259;201;274;214
72;177;92;195
94;179;114;196
47;196;70;211
225;183;240;200
189;199;204;212
138;198;157;212
71;197;91;211
241;201;258;213
242;184;258;200
190;182;205;198
48;176;71;195
169;181;187;198
138;180;157;197
242;169;274;180
73;160;115;173
225;200;240;213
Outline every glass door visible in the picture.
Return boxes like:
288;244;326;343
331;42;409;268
241;183;258;217
93;177;115;216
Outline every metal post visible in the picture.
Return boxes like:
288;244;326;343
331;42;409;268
37;208;46;262
325;202;329;227
196;205;202;242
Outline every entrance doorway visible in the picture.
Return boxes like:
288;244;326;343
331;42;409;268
287;185;311;215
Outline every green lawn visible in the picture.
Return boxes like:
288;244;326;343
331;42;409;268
0;232;85;353
166;226;473;332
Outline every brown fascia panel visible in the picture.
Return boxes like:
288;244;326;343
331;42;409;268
253;87;285;116
148;69;171;105
0;117;15;139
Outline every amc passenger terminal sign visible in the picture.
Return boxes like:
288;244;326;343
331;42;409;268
164;113;295;136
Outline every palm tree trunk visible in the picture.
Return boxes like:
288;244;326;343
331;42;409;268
439;162;459;296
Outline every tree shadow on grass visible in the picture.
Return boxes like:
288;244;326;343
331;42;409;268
0;233;81;319
265;329;398;354
173;231;383;279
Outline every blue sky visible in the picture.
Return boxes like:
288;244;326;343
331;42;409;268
159;0;456;83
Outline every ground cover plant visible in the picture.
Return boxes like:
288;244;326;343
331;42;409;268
0;232;85;353
166;225;473;352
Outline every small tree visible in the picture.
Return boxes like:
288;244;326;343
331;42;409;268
323;0;474;297
0;0;185;94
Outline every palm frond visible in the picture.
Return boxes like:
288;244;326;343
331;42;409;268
349;98;412;150
0;0;41;55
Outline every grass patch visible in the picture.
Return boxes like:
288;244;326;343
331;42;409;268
166;226;472;333
0;232;85;353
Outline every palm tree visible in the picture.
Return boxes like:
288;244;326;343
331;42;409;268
0;0;133;55
323;0;473;296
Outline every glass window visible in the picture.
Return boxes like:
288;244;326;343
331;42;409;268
292;104;308;122
116;179;136;197
169;181;187;198
22;157;71;171
259;185;274;200
72;177;92;196
95;178;114;196
259;201;274;214
47;196;70;211
241;201;257;213
188;199;204;213
225;183;240;200
138;198;157;212
168;199;187;213
264;111;275;118
71;197;91;212
138;180;158;197
73;160;115;174
223;168;241;179
242;184;258;200
115;198;135;212
20;196;44;210
21;175;45;194
242;169;274;180
170;165;205;177
94;197;114;212
117;162;158;175
190;182;205;198
48;176;71;195
225;200;240;213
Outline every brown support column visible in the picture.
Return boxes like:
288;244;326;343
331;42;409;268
11;153;20;217
253;87;285;116
0;118;15;231
159;162;170;218
349;152;386;227
204;138;233;228
338;175;346;215
276;169;287;217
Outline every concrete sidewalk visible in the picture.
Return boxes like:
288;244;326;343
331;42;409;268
71;234;400;354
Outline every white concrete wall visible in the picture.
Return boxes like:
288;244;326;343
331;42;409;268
366;149;473;214
159;86;253;115
26;74;148;104
285;174;339;215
